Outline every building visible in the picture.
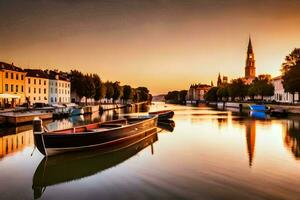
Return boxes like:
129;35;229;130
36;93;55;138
24;69;49;105
272;76;299;103
48;71;71;104
187;84;211;101
0;62;26;107
244;37;256;84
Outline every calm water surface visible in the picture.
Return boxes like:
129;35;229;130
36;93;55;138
1;103;300;199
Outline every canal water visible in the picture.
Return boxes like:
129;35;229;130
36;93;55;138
1;103;300;199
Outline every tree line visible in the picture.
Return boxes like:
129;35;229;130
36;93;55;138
164;90;187;104
55;70;151;104
204;76;274;102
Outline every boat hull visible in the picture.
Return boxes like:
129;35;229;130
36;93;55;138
34;116;158;156
149;110;174;120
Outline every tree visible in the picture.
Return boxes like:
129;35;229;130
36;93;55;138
248;76;274;101
92;74;101;102
112;82;122;103
217;85;229;101
137;87;150;102
123;85;133;103
228;78;248;101
70;70;85;101
83;74;96;105
179;90;188;103
99;83;107;101
281;48;300;103
204;87;218;102
105;82;114;102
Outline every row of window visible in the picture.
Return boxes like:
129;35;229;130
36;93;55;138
50;97;70;103
5;72;24;80
5;84;24;93
50;81;70;88
28;87;47;94
28;78;47;85
50;87;70;95
29;96;48;101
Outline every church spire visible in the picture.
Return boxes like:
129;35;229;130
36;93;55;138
247;36;253;54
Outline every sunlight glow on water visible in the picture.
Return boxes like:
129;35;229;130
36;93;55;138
0;103;300;199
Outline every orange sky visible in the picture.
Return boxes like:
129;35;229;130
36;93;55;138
1;0;300;94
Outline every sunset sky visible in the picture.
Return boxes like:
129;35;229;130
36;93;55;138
1;0;300;94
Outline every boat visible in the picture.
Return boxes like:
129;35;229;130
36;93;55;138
149;110;174;120
32;131;158;199
270;108;288;117
248;104;269;112
157;120;175;132
250;111;267;120
63;103;84;116
33;115;158;156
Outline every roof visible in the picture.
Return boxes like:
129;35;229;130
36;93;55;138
24;69;49;79
47;70;70;81
190;84;211;89
0;62;24;72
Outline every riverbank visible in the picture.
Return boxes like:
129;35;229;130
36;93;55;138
206;101;300;114
0;101;149;126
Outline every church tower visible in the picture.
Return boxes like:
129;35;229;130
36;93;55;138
245;37;256;79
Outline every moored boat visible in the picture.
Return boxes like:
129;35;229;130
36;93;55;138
149;110;174;120
248;104;269;112
32;131;158;199
33;115;158;156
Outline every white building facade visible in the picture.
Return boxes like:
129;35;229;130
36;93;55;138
272;76;299;103
49;74;71;104
24;70;49;105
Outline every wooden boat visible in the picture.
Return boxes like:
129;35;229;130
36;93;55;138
32;131;158;199
157;120;175;132
149;110;174;120
33;115;158;156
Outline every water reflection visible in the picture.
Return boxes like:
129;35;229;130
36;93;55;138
32;130;158;199
284;119;300;159
0;125;34;159
157;120;175;132
245;120;256;167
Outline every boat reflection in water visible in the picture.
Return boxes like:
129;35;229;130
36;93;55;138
157;120;175;132
249;111;268;120
32;128;159;199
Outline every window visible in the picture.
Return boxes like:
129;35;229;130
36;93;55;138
11;84;14;92
34;79;36;84
51;97;53;103
39;79;41;85
21;75;24;80
44;88;46;94
21;86;24;92
16;85;18;92
34;97;36;100
44;80;46;85
16;74;19;80
34;88;36;94
5;84;8;92
51;88;53;93
39;88;41;94
55;97;57;102
39;97;41;100
55;88;57;93
11;73;13;79
28;87;31;93
5;72;8;78
28;78;31;84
